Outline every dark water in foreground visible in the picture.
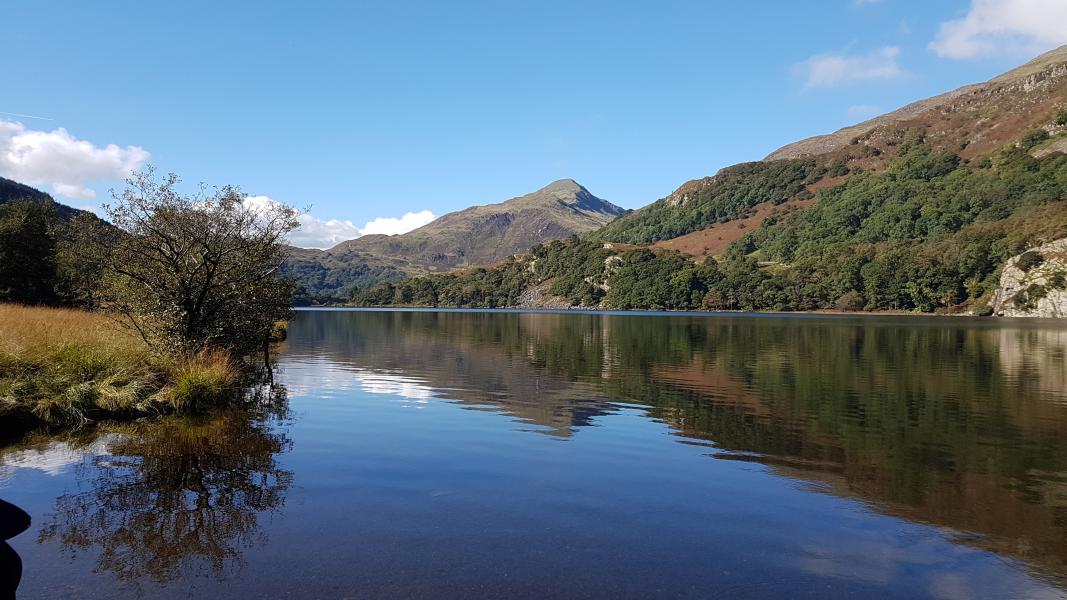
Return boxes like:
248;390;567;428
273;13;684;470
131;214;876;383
4;309;1067;598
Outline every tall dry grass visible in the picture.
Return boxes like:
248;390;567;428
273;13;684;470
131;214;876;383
0;303;239;428
0;303;139;355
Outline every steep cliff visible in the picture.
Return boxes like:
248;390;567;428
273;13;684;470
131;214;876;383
992;238;1067;318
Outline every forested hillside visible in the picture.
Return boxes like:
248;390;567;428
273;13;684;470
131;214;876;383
351;45;1067;314
588;159;828;244
593;44;1067;248
353;133;1067;313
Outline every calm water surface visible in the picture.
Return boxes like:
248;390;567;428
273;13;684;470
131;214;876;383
4;309;1067;598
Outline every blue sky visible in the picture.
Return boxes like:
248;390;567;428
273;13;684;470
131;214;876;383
4;0;1067;247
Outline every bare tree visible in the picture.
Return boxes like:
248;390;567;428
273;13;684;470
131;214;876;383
85;168;298;358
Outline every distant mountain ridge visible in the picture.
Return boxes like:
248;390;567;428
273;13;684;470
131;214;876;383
282;179;625;302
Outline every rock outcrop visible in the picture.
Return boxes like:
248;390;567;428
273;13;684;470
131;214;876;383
992;238;1067;317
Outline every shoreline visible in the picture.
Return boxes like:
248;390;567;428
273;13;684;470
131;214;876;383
294;305;1067;323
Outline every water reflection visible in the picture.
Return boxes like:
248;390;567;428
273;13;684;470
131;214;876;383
4;310;1067;597
284;310;1067;582
29;401;292;584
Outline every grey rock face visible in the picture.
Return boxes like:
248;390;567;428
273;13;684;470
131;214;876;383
992;238;1067;318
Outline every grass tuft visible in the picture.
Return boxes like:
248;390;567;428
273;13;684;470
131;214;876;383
167;351;238;411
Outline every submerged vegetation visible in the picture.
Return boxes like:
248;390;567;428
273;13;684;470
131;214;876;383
353;133;1067;313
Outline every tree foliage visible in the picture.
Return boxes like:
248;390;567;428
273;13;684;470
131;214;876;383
589;159;823;244
0;200;59;304
83;169;299;356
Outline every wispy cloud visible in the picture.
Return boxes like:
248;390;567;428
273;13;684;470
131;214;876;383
0;119;148;199
794;47;903;89
930;0;1067;59
244;196;436;249
0;111;54;121
853;0;884;6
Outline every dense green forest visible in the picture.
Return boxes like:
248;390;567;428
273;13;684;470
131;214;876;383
353;133;1067;313
587;158;832;244
0;197;99;306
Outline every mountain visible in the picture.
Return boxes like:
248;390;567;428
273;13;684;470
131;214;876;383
593;44;1067;247
283;179;625;302
334;179;624;270
353;46;1067;316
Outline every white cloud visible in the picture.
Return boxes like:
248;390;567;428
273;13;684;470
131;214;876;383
931;0;1067;59
854;0;884;6
847;104;883;119
244;195;436;249
0;119;149;200
359;210;436;236
794;47;903;89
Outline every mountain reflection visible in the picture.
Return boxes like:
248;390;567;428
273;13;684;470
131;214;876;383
285;310;1067;580
32;400;292;584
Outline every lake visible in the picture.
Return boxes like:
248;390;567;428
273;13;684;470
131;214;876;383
4;308;1067;598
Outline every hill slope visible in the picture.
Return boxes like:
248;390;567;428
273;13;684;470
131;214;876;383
593;44;1067;246
0;177;91;221
767;44;1067;162
353;47;1067;315
335;179;624;269
283;179;624;302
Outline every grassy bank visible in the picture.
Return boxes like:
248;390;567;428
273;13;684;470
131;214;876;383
0;303;240;430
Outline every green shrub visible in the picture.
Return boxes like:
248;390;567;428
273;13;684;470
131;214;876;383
1012;283;1049;310
1016;251;1045;272
1048;272;1066;290
835;290;867;311
1021;129;1050;150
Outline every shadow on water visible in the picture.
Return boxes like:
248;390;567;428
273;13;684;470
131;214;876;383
0;498;29;600
284;310;1067;584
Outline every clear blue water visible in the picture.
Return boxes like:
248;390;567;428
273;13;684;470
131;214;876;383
4;309;1067;598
